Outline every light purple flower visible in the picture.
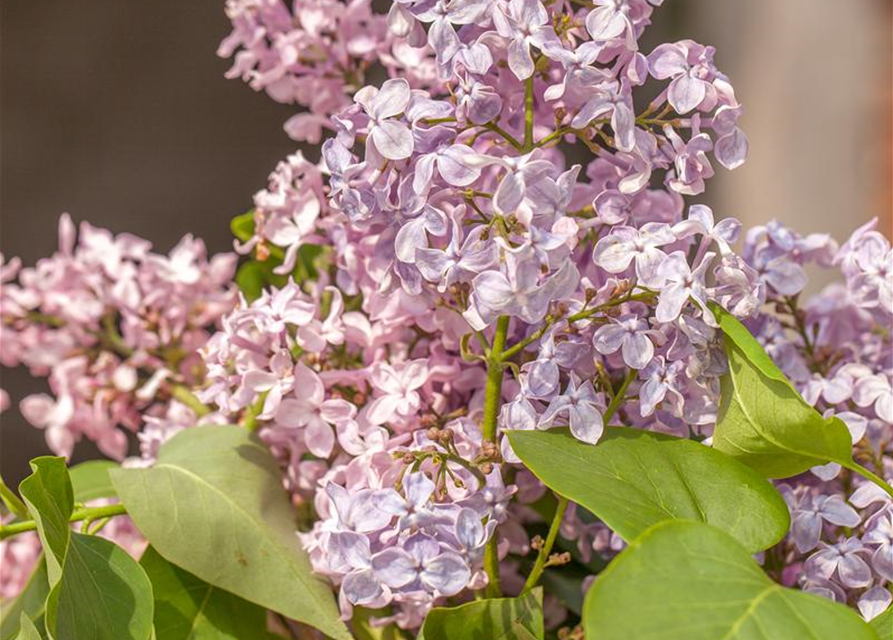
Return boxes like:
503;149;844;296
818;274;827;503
655;251;716;325
593;314;657;370
781;487;861;554
538;375;604;444
863;510;893;581
805;537;873;589
355;78;414;161
593;222;676;287
672;205;741;256
639;357;685;417
852;374;893;423
366;360;430;425
468;253;578;328
858;586;892;621
571;80;636;152
648;40;718;114
585;0;637;50
372;534;470;596
493;0;558;80
664;121;714;196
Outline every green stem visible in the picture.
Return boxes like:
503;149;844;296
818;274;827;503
0;476;29;520
0;503;127;540
481;316;510;443
241;390;270;431
481;122;523;151
480;315;511;597
604;369;636;422
524;76;535;151
169;384;211;417
523;495;569;593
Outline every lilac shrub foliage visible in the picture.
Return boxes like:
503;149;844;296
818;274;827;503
0;0;890;637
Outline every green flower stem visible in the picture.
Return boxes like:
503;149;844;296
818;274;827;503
605;368;636;418
170;383;211;417
522;495;569;594
0;503;127;541
480;315;511;597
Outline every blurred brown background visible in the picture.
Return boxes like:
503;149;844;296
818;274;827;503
2;0;891;485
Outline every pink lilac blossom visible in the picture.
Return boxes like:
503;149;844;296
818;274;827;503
0;215;237;460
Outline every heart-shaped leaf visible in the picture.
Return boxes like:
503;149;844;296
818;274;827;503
583;520;879;640
713;307;893;495
19;458;74;584
417;588;543;640
18;457;154;640
507;428;789;552
140;546;270;640
110;426;350;640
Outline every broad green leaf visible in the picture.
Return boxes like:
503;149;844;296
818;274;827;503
140;546;269;640
583;520;879;640
110;426;350;640
46;532;154;640
417;588;543;640
0;559;49;640
69;460;118;502
18;457;154;640
712;306;855;478
18;458;74;584
507;428;789;552
872;607;892;640
12;615;40;640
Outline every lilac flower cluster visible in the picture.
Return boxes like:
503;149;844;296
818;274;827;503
0;215;236;460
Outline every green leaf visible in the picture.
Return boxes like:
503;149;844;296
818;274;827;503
872;607;892;640
0;560;49;640
110;426;350;640
46;533;154;640
506;428;789;552
69;460;118;503
230;211;256;243
417;588;543;640
712;306;855;478
140;546;269;640
18;458;74;584
583;520;879;640
12;615;40;640
235;261;277;302
18;457;154;640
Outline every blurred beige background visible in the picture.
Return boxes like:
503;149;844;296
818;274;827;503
1;0;891;484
